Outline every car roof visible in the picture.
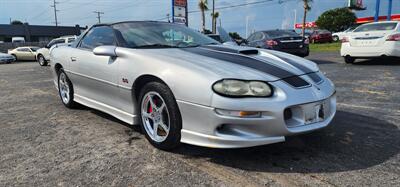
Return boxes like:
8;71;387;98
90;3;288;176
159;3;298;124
92;20;170;27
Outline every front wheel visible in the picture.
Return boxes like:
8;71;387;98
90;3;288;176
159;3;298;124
38;54;48;66
344;56;355;64
139;82;182;150
58;69;77;108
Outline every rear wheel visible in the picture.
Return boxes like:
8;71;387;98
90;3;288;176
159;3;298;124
38;54;48;66
344;56;355;64
138;82;182;150
333;36;339;42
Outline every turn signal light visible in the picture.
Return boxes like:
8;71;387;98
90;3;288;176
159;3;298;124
386;33;400;41
341;37;349;43
215;109;262;118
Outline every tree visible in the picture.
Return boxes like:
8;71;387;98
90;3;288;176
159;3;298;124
11;20;23;25
315;7;357;32
198;0;209;33
301;0;312;37
229;32;243;40
211;12;219;34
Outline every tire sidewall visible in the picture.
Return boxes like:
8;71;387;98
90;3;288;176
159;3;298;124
138;82;182;150
38;55;47;66
58;69;75;108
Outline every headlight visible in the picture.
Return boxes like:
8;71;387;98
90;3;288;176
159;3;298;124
212;79;273;97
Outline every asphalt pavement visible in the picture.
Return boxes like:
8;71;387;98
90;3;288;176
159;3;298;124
0;52;399;186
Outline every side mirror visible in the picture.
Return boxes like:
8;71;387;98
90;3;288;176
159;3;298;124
93;46;117;57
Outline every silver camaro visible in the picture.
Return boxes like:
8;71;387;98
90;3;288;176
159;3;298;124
50;21;336;150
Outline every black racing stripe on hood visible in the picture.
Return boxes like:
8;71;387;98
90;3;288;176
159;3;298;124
181;47;310;87
203;45;313;74
271;54;313;74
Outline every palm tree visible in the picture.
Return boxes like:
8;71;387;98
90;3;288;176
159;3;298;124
198;0;209;33
211;12;219;34
301;0;312;37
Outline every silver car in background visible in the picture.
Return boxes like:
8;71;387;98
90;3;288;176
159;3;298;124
0;52;16;64
50;21;336;150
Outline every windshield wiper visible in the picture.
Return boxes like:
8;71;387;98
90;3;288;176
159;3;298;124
134;44;177;48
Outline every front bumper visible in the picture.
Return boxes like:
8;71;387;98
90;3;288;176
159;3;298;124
0;58;15;63
178;75;336;148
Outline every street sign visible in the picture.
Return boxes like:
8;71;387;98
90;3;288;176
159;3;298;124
172;0;188;25
294;22;317;29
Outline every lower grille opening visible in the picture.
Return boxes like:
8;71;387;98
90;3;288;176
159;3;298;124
284;108;293;120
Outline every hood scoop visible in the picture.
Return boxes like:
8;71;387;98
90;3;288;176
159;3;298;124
238;49;259;55
201;45;259;56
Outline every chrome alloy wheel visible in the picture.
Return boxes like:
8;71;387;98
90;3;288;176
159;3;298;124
58;72;70;104
38;56;45;65
141;91;170;143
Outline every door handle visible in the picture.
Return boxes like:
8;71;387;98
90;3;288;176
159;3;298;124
71;57;77;62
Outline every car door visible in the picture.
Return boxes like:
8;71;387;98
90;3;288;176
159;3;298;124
16;48;33;60
68;26;120;109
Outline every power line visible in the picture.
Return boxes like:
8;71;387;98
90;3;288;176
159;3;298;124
94;11;104;24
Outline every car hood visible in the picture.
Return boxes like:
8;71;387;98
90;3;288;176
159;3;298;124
119;45;319;81
0;53;14;58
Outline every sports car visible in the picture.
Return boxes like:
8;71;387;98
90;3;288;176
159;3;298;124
50;21;336;150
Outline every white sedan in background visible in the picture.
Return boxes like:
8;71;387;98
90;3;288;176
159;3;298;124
36;35;77;66
341;21;400;63
332;27;355;42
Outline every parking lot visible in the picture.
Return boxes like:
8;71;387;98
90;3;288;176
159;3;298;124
0;52;399;186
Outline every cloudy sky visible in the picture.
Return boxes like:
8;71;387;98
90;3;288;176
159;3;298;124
0;0;399;36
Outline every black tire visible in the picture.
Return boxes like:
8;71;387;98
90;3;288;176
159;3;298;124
344;56;355;64
57;69;77;108
138;82;182;150
37;54;48;66
333;36;339;42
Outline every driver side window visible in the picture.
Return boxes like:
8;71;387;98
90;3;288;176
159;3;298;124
79;26;116;50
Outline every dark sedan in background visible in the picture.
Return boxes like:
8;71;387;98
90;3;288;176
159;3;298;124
309;29;333;43
245;30;309;57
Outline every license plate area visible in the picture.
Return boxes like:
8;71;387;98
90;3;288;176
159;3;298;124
304;103;325;125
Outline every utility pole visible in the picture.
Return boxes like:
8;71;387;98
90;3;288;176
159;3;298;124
51;0;59;26
94;11;104;24
293;9;297;30
246;16;250;38
212;0;216;33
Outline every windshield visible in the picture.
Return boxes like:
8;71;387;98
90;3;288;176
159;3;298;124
264;30;300;38
30;47;40;52
113;22;219;48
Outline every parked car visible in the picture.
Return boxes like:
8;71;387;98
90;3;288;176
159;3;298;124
246;29;309;57
309;30;333;43
332;26;356;42
8;46;39;61
0;52;16;64
50;21;336;150
206;27;238;46
341;21;400;63
36;35;77;66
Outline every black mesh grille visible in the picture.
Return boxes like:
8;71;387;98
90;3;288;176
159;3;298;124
308;72;322;84
282;76;310;88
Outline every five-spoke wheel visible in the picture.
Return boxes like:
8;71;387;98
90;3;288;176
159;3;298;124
139;82;182;150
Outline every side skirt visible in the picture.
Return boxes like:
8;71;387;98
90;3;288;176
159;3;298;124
74;94;139;125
